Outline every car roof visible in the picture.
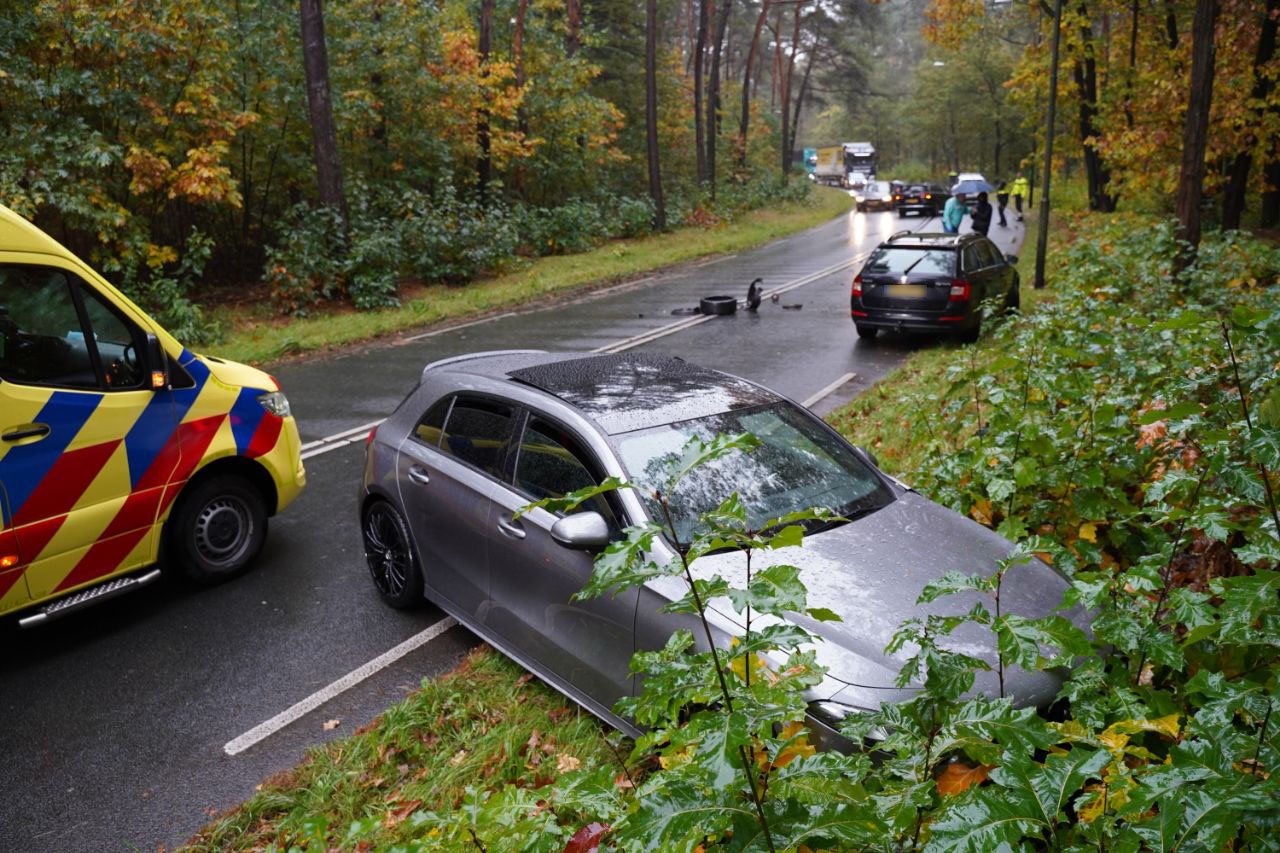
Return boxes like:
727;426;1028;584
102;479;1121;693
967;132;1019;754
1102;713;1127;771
427;351;782;434
879;231;982;250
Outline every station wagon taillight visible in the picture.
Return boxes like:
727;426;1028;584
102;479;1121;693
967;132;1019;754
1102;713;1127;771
851;274;863;298
949;279;971;301
366;425;378;446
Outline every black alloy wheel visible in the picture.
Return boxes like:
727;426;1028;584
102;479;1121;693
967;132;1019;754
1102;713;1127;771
362;501;423;608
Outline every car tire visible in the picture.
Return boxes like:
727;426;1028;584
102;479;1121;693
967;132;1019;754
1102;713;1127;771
699;295;738;316
167;475;267;585
362;501;423;608
1006;279;1021;312
959;316;982;344
855;323;879;340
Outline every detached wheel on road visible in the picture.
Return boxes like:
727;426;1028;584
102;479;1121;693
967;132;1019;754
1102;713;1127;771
699;295;738;316
168;475;267;584
855;323;879;340
362;501;423;608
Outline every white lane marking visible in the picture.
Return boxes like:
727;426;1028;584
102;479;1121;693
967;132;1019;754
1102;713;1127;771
802;372;858;408
299;419;385;459
223;616;459;756
593;257;860;354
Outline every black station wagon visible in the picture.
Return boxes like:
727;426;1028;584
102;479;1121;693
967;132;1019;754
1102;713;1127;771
850;231;1020;342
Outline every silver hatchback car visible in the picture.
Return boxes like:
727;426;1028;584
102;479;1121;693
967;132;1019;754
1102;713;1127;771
359;350;1076;743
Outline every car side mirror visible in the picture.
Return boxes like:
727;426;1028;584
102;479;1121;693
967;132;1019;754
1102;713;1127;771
1004;253;1018;265
855;445;880;470
550;511;611;551
146;333;171;390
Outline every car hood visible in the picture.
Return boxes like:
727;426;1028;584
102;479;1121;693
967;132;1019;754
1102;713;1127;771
683;490;1082;711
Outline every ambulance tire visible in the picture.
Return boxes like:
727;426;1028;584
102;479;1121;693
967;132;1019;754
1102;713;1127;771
361;501;424;609
168;475;268;584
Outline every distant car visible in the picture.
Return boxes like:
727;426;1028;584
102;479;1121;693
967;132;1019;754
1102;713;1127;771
845;171;868;190
893;184;947;217
955;171;987;185
359;351;1074;747
854;180;894;212
850;231;1020;342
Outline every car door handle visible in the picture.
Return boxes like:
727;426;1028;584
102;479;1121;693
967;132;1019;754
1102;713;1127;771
2;423;50;443
496;517;526;540
407;465;430;485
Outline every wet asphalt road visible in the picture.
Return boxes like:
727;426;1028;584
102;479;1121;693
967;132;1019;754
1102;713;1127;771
0;201;1025;851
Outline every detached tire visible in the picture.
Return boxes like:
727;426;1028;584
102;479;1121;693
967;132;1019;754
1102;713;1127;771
699;295;738;316
168;475;267;585
362;501;423;608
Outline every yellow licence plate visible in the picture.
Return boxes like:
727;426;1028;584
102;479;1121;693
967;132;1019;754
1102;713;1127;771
885;284;927;298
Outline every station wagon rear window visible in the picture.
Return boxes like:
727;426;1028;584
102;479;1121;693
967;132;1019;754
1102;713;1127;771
863;247;955;277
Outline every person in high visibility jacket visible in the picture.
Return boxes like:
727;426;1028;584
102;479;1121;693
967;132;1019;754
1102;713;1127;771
1011;175;1030;221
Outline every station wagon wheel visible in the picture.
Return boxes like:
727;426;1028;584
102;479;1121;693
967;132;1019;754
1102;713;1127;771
168;475;267;585
362;502;423;608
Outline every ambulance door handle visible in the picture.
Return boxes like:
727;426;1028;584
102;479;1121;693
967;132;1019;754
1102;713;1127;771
2;423;50;443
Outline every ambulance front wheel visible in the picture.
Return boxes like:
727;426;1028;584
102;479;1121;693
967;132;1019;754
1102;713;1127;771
168;475;268;584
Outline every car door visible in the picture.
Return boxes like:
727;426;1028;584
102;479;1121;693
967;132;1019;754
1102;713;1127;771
0;263;177;610
395;394;517;618
485;412;639;711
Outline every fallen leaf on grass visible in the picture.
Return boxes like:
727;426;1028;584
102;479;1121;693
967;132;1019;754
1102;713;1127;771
557;754;582;773
448;749;468;767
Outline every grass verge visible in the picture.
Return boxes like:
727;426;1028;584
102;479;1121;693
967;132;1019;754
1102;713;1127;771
205;188;854;366
184;647;622;851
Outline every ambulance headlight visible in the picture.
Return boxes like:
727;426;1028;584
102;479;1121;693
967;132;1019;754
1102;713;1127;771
258;390;292;418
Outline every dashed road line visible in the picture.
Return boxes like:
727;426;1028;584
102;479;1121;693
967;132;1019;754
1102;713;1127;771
224;616;459;756
802;372;858;408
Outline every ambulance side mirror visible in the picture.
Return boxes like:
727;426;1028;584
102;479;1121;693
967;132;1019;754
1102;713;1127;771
146;333;171;390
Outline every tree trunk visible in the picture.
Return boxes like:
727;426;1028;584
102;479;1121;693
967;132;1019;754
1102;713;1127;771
477;0;494;202
1221;0;1278;230
789;47;814;157
1074;3;1114;212
1262;159;1280;227
512;0;530;197
1173;0;1219;273
706;0;732;196
646;0;666;229
779;0;804;177
299;0;347;227
1163;0;1179;50
565;0;581;57
694;0;708;186
738;0;773;173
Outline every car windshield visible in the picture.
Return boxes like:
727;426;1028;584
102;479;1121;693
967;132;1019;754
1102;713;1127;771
614;403;893;542
863;247;955;276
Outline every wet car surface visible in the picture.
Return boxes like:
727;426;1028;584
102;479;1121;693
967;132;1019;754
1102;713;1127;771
359;351;1077;741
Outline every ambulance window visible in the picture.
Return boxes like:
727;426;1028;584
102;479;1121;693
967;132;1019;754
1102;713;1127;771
0;266;99;389
78;287;145;390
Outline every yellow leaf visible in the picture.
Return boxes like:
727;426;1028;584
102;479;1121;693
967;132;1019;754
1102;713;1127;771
936;761;993;796
970;499;993;526
1079;523;1098;543
773;722;816;769
556;754;581;773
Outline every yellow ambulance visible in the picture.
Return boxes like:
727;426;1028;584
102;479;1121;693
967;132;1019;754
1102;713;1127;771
0;205;306;626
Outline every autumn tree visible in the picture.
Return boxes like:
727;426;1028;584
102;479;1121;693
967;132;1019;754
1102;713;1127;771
300;0;348;225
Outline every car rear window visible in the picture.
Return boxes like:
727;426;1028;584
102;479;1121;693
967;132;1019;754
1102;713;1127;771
863;247;955;276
